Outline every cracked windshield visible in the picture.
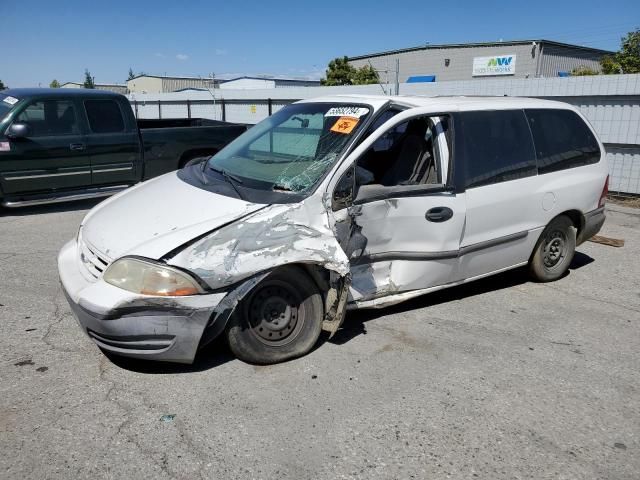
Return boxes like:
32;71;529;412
208;103;371;192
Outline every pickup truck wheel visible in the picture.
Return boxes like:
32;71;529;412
529;215;576;282
226;266;323;364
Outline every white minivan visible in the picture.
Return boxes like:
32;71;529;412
58;95;609;364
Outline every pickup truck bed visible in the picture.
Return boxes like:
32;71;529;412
137;118;246;179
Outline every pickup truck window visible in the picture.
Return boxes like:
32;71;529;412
0;94;18;120
15;100;81;136
85;99;125;133
208;103;371;193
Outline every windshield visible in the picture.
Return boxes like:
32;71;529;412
0;94;20;122
207;103;371;193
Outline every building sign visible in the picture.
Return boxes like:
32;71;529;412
472;55;516;76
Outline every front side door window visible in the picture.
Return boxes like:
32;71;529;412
0;99;90;194
15;100;81;137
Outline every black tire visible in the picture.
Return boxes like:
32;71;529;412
529;215;576;282
226;266;324;364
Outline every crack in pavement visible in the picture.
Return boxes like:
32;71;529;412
540;283;640;315
41;297;81;354
96;357;214;480
97;356;174;479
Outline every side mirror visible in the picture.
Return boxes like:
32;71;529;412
6;122;30;139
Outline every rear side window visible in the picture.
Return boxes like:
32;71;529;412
526;109;600;174
457;110;537;189
85;100;125;133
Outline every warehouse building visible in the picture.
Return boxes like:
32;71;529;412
127;75;221;94
348;40;613;83
60;82;128;94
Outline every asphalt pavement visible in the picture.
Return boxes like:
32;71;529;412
1;200;638;479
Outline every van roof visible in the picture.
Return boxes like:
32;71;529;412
297;94;574;112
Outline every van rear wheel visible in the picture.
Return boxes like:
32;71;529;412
226;266;323;364
529;215;576;282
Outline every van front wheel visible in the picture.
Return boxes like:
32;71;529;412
529;215;576;282
226;267;323;364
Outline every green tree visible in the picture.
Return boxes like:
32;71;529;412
571;66;598;76
353;64;380;85
600;55;622;74
83;69;95;89
50;79;61;88
0;79;6;90
321;56;355;86
321;56;380;86
127;68;136;81
600;29;640;74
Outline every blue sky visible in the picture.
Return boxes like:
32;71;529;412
2;0;638;87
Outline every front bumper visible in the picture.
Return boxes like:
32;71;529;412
58;239;228;363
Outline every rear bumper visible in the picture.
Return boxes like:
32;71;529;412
58;239;228;364
577;206;606;245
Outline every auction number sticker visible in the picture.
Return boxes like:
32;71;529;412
325;106;369;118
2;96;19;105
0;142;10;152
330;116;359;134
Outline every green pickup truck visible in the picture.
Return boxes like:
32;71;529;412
0;88;246;207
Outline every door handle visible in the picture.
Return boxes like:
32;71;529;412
69;143;86;151
426;206;453;222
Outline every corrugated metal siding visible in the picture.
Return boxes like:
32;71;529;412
351;42;609;81
560;97;640;145
224;101;270;124
94;85;128;94
539;45;604;77
161;78;215;93
607;147;640;194
350;43;539;82
159;102;189;119
189;102;222;120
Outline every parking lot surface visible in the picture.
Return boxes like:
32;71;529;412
1;200;639;479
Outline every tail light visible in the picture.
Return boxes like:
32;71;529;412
599;175;609;208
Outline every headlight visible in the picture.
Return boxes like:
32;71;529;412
103;257;204;296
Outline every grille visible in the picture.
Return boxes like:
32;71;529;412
78;234;111;280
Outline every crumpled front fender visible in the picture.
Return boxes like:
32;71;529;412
166;201;350;290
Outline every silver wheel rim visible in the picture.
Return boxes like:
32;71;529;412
543;229;568;270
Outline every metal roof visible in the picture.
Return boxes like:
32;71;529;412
220;76;321;83
348;39;614;61
61;82;126;88
129;74;218;81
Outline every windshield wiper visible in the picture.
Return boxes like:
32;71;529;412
209;166;244;200
272;183;294;192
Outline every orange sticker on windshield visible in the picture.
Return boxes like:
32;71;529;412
330;116;359;134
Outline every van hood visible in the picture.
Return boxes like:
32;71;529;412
81;172;266;261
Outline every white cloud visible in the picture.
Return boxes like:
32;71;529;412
176;54;189;61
